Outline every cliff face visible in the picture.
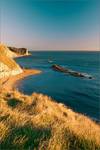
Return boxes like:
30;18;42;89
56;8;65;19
0;44;22;79
8;46;28;55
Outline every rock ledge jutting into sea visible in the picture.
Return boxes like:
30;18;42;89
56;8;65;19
8;46;28;56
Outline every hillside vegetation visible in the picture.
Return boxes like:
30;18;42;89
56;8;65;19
0;44;22;78
0;43;100;150
0;44;20;69
0;90;100;150
0;53;21;70
0;44;17;58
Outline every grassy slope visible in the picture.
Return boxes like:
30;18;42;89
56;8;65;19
0;43;100;149
0;44;16;58
0;54;21;70
0;44;21;70
0;90;100;150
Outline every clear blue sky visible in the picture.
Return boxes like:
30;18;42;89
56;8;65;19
0;0;100;50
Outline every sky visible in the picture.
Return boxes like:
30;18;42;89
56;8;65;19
0;0;100;50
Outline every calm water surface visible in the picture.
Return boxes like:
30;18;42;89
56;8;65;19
15;51;100;121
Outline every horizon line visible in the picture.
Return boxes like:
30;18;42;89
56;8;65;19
29;49;100;51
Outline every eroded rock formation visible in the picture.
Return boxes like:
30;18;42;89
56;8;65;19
8;47;28;55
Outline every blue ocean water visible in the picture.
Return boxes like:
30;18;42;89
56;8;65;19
15;51;100;121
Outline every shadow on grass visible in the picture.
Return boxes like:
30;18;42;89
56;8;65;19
7;98;22;108
0;125;51;150
0;124;100;150
65;129;100;150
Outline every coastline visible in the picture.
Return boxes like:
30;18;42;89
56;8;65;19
0;49;100;149
15;53;31;58
0;69;41;91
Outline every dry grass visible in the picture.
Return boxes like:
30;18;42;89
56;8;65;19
0;44;16;58
0;44;21;70
0;53;21;70
0;90;100;150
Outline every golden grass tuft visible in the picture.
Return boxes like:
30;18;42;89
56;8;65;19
0;90;100;150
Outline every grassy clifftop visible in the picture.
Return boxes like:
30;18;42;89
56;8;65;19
0;44;20;70
0;43;100;150
0;53;21;70
0;44;22;78
0;90;100;150
0;44;17;58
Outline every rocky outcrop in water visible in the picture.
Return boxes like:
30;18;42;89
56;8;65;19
52;64;93;79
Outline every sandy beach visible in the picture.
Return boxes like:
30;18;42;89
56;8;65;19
0;69;41;91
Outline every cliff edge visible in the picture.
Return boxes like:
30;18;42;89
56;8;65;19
0;44;100;150
0;90;100;150
9;46;28;56
0;44;22;78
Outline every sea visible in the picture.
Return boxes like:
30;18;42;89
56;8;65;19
15;51;100;121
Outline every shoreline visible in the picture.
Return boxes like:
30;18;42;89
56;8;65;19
15;53;31;58
0;69;41;91
1;69;99;123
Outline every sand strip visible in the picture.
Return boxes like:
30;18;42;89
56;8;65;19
0;69;41;91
